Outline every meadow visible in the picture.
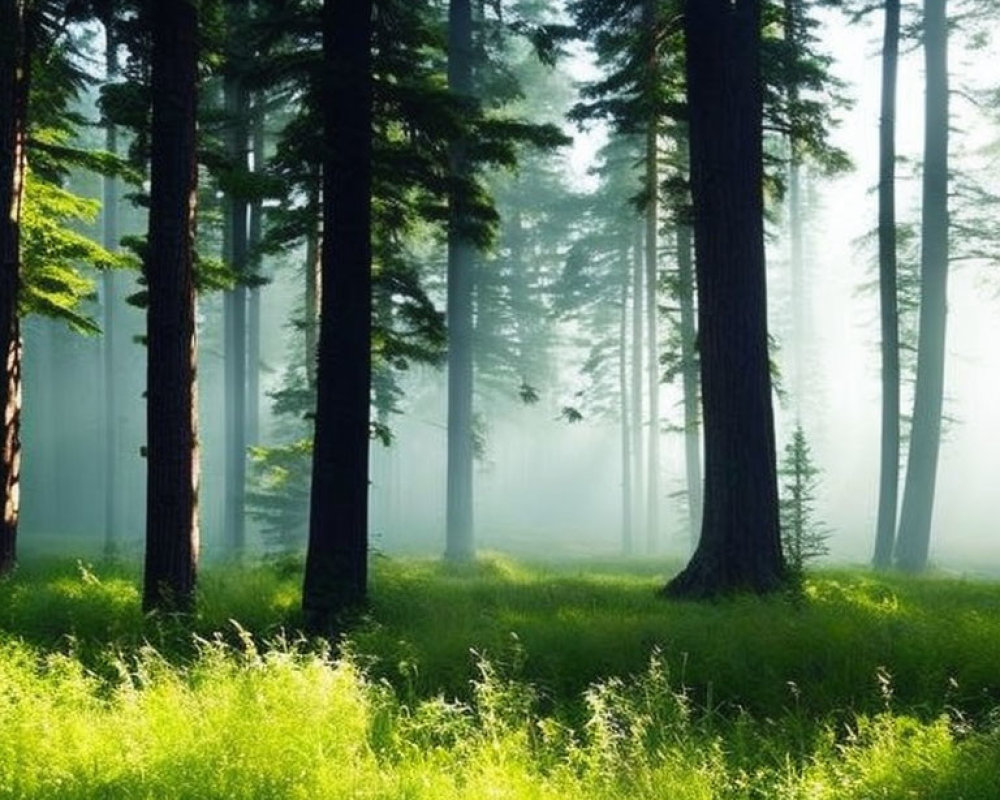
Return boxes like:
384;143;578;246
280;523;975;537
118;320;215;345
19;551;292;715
1;554;1000;798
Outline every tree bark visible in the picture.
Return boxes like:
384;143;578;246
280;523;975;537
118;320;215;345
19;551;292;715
0;0;27;575
872;0;900;570
302;0;373;627
664;0;784;598
895;0;948;573
445;0;475;562
677;219;702;550
143;0;200;612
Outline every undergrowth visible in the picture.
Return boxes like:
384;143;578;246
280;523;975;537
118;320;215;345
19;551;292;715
0;554;998;798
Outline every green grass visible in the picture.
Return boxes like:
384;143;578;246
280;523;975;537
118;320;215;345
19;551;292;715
1;553;1000;797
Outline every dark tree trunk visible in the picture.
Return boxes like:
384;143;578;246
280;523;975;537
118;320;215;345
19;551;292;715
0;0;27;576
304;176;321;388
301;0;373;627
445;0;475;562
102;19;121;558
872;0;900;570
677;220;702;550
618;234;632;555
664;0;784;598
630;222;644;542
223;0;249;556
895;0;948;573
143;0;200;612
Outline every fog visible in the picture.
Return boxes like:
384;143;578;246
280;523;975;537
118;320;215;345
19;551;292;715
17;8;1000;571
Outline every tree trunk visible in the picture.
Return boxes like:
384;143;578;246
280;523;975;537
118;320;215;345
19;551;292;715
895;0;948;573
101;19;121;558
643;0;661;555
0;0;27;575
247;111;264;446
630;222;644;542
619;234;632;555
223;2;249;556
445;0;475;562
784;0;806;417
301;0;373;627
664;0;783;598
304;176;321;388
143;0;200;612
677;219;702;550
872;0;900;570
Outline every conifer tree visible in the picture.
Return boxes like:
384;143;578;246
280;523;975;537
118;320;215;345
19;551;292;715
779;425;830;579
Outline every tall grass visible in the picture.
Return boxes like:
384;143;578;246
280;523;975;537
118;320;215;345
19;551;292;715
0;554;999;797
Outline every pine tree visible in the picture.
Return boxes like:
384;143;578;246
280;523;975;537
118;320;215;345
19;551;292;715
779;425;830;579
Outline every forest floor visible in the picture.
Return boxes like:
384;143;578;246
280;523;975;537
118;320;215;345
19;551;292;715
1;553;999;798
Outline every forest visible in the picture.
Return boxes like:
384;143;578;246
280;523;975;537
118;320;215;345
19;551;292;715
2;0;1000;796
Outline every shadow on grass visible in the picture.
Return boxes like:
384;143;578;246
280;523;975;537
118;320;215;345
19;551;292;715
2;553;1000;723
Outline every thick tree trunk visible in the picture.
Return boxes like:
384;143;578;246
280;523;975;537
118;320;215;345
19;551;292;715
872;0;900;570
895;0;948;573
101;20;120;558
301;0;373;627
619;235;632;555
677;220;702;550
143;0;200;612
664;0;783;598
223;3;249;556
0;0;27;575
630;222;644;541
445;0;475;562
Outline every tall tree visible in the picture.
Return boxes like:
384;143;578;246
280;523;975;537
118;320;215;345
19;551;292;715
445;0;476;562
301;0;374;626
895;0;949;573
143;0;200;612
872;0;901;570
0;0;27;575
223;0;250;556
664;0;784;597
642;0;662;554
101;14;121;557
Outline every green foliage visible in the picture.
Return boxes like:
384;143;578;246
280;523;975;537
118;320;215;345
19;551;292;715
779;425;831;578
2;558;1000;797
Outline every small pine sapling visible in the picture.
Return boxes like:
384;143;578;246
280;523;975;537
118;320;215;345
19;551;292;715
779;425;831;580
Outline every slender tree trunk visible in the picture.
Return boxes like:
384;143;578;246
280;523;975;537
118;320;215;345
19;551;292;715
896;0;948;573
677;220;702;549
445;0;475;562
784;0;806;417
247;107;264;446
664;0;783;598
302;0;373;627
643;0;661;555
872;0;900;570
101;20;120;558
0;0;27;575
223;3;249;556
143;0;200;612
619;234;632;555
630;222;644;541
